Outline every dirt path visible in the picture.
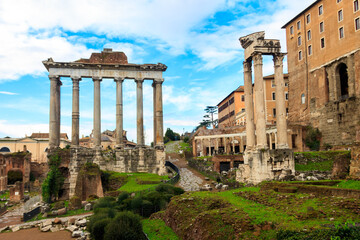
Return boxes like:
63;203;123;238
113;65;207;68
168;155;211;191
0;227;72;240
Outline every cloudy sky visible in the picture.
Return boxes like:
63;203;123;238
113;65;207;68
0;0;314;144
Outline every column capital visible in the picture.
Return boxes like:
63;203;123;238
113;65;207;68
114;77;125;82
49;75;59;81
134;78;144;83
252;53;263;65
92;76;102;82
154;78;164;83
71;76;82;82
273;53;286;66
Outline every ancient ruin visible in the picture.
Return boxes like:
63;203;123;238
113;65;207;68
236;32;295;183
43;49;167;198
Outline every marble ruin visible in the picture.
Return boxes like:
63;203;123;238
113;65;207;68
43;49;167;198
236;32;295;183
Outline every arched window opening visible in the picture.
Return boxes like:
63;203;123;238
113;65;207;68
8;170;23;184
0;147;10;152
337;63;349;100
301;94;306;104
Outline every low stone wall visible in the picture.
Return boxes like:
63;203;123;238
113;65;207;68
350;145;360;179
212;155;244;173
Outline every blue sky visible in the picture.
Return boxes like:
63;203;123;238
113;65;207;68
0;0;314;144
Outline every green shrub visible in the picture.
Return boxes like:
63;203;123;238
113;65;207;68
117;192;129;203
276;226;360;240
7;170;23;184
93;197;116;210
305;126;322;151
104;211;145;240
52;201;65;210
155;183;184;195
69;196;82;210
91;218;111;240
41;153;64;202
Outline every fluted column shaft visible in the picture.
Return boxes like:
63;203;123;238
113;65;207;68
154;79;164;148
135;79;144;146
93;77;102;149
55;79;61;147
253;53;268;149
49;76;58;148
115;78;124;148
71;77;81;147
274;53;289;149
243;60;256;150
153;82;157;146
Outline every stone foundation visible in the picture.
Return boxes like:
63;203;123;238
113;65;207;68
350;145;360;179
65;147;166;198
236;149;295;184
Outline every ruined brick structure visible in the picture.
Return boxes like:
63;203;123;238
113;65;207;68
283;0;360;147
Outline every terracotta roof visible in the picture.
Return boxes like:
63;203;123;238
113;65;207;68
30;133;68;139
74;49;128;64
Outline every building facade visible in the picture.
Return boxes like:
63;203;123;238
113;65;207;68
218;75;289;128
0;133;70;163
283;0;360;147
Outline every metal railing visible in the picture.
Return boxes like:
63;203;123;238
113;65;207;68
165;161;180;185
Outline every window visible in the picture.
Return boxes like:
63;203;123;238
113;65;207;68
285;92;289;100
241;108;245;112
299;51;303;60
286;108;289;115
320;22;324;33
271;80;275;87
356;18;360;31
355;0;359;12
337;0;342;3
285;82;288;87
308;45;312;55
339;27;344;39
241;95;245;102
298;36;302;46
338;10;343;22
321;38;325;48
307;30;312;40
306;14;311;24
319;5;323;15
301;94;306;104
272;92;276;100
290;26;294;35
273;108;276;117
297;21;301;30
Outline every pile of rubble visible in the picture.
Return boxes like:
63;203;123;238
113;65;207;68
5;216;91;239
200;182;229;191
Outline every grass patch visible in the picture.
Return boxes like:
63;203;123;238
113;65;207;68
117;173;169;192
142;219;179;240
28;208;91;222
334;180;360;190
295;160;333;171
0;191;9;199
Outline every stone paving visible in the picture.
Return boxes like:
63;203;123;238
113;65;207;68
178;167;203;191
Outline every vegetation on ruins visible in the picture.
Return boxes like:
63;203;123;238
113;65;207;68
164;128;181;144
41;152;64;203
87;184;184;240
304;125;322;151
142;219;179;240
295;150;350;171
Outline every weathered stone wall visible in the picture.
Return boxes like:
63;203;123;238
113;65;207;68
9;181;24;203
74;163;104;201
1;152;31;185
30;162;49;180
350;145;360;179
0;155;7;191
212;155;244;173
236;149;295;184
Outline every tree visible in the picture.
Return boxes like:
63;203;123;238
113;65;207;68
42;153;64;203
195;106;218;130
164;128;180;143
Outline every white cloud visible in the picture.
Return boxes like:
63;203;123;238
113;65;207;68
0;91;18;95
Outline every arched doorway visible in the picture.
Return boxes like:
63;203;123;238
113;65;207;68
8;170;23;185
337;63;349;99
0;147;10;153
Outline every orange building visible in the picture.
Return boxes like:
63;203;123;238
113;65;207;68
218;75;289;128
282;0;360;147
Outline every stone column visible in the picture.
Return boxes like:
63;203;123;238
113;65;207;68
71;76;81;147
208;139;211;156
253;53;268;149
215;138;219;153
240;137;244;152
273;53;289;149
115;77;125;149
243;60;256;150
232;137;235;153
269;133;273;149
135;79;144;146
49;75;58;149
152;82;157;146
154;79;164;148
55;78;62;147
93;77;102;149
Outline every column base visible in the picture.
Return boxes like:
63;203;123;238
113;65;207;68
70;145;80;149
276;144;289;149
256;145;269;150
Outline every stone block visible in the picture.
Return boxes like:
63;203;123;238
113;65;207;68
75;219;87;227
12;226;20;232
42;219;52;227
222;185;229;190
57;207;67;216
66;225;78;233
72;230;83;238
50;226;60;232
53;217;61;224
84;203;92;211
41;225;52;232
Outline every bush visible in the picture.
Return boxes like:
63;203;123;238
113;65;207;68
69;196;82;210
305;126;322;151
183;136;190;143
93;197;116;210
155;183;184;195
42;153;64;202
91;218;111;240
104;211;145;240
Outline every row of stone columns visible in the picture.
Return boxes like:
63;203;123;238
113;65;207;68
49;76;164;150
243;52;288;150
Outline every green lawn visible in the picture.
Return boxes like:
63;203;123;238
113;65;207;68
334;180;360;190
0;191;9;199
116;173;169;192
142;219;179;240
295;160;333;171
